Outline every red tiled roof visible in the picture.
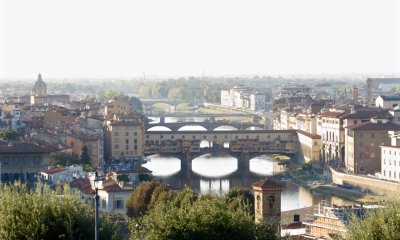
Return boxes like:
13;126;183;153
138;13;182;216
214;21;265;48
252;178;282;189
41;167;67;174
70;178;93;194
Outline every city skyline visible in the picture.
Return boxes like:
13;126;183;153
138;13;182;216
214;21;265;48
1;0;400;79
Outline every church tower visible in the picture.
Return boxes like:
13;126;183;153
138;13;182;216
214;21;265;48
252;178;283;223
31;73;48;106
32;73;47;96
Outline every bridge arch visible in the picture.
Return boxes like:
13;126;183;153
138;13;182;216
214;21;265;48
213;125;239;131
177;125;207;131
244;126;263;130
147;126;173;131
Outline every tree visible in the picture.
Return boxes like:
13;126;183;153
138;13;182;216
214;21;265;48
0;182;122;240
128;96;143;112
50;150;80;165
0;129;19;141
130;187;279;240
81;146;91;165
347;200;400;240
126;181;162;218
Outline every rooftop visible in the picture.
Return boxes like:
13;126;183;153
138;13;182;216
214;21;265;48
0;141;54;153
346;121;400;131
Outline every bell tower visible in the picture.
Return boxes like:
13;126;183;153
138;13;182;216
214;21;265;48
252;178;283;223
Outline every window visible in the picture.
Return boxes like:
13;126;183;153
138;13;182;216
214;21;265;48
134;132;137;136
101;199;107;209
371;133;375;138
134;139;137;144
125;132;129;136
126;145;129;150
114;145;119;149
114;132;119;137
353;120;357;124
114;138;119;143
134;145;137;150
268;196;275;209
115;199;124;209
126;139;129;144
160;135;164;139
193;136;196;139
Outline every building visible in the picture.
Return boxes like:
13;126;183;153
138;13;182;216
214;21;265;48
375;95;400;109
105;112;146;161
43;109;77;129
380;131;400;182
0;103;23;131
297;130;321;164
31;73;48;106
104;100;131;120
317;109;348;165
345;119;400;174
303;204;369;239
66;133;104;168
220;85;266;111
252;178;283;223
70;175;134;218
367;78;400;103
0;141;52;182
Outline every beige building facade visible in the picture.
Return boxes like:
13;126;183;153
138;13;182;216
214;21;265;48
345;120;400;174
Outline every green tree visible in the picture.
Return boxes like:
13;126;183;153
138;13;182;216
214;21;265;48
0;129;19;141
347;200;400;240
130;187;279;240
0;182;121;240
117;174;130;182
128;96;143;112
81;146;91;165
50;150;80;165
126;181;162;217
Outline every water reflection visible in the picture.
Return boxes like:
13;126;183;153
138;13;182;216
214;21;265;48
143;155;180;177
192;154;238;178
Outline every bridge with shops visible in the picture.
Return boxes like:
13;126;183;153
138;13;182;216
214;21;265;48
146;121;265;131
144;129;299;176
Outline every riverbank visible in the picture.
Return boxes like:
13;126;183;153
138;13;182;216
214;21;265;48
283;166;384;204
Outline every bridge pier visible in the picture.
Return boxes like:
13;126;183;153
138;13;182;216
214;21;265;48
180;152;192;186
237;152;251;187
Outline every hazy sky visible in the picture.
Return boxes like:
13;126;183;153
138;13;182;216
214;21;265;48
1;0;399;79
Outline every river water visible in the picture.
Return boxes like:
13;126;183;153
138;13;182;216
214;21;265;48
144;117;353;211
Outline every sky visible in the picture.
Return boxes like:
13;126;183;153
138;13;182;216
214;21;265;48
1;0;399;79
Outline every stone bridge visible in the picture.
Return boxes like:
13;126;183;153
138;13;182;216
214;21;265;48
146;121;265;131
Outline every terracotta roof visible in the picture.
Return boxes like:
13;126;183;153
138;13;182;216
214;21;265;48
0;141;54;153
69;178;93;194
41;166;67;174
346;122;400;131
297;130;321;139
252;178;282;189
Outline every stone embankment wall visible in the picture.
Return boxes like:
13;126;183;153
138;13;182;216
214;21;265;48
330;168;400;195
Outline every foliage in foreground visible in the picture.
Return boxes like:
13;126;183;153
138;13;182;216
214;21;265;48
347;200;400;240
0;182;121;240
129;185;279;240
